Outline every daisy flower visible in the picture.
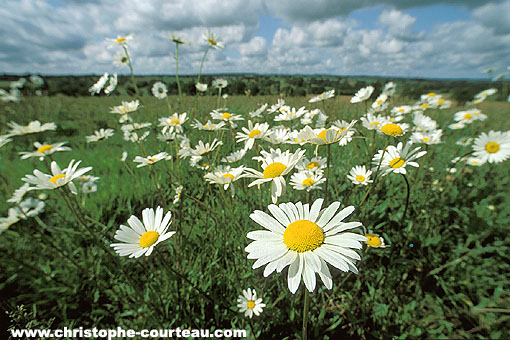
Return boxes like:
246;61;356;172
309;90;335;103
110;100;141;115
391;106;412;116
474;88;497;100
133;152;170;168
454;110;477;124
236;121;270;150
382;82;396;96
456;137;473;147
86;128;115;143
89;73;109;95
173;185;183;204
248;104;268;119
221;149;247;163
106;34;133;46
331;120;356;145
159;113;188;134
237;288;266;319
360;113;390;131
410;130;443;145
7;120;57;136
296;156;327;173
379;123;408;137
113;50;129;67
299;121;356;146
264;128;290;145
351;86;374;103
290;171;325;191
413;112;438;132
347;165;373;185
204;165;245;196
191;119;226;131
210;109;244;127
30;75;44;86
7;183;33;204
246;199;367;293
212;78;228;89
274;106;308;122
465;156;486;166
364;233;386;248
110;206;175;258
104;73;117;95
203;30;224;49
245;148;306;204
179;139;223;159
371;93;388;111
152;82;168;99
372;142;427;177
19;142;71;160
169;35;190;45
1;135;12;148
267;99;286;114
17;198;45;218
448;122;465;130
0;208;21;234
22;160;92;195
195;83;208;92
472;130;510;163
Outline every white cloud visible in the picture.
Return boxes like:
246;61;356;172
472;0;510;35
239;36;267;57
378;9;422;41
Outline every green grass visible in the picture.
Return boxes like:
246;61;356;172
1;93;510;339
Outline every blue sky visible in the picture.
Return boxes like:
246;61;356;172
0;0;509;78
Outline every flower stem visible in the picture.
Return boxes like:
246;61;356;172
325;144;331;204
401;174;411;222
175;43;183;105
123;46;141;101
302;288;310;340
358;136;390;209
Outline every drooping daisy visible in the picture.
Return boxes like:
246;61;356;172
110;206;175;258
86;128;115;143
191;119;226;131
22;160;92;195
410;130;443;145
133;152;170;168
89;73;109;95
382;82;396;96
245;148;306;204
19;142;71;160
346;165;373;185
169;34;190;45
246;199;367;293
17;198;45;218
372;142;427;177
290;171;325;191
295;156;327;173
6;120;57;136
152;82;168;99
0;208;21;234
237;288;266;319
248;103;268;119
472;130;510;163
113;50;129;67
104;73;117;95
309;89;335;103
236;121;270;150
351;86;374;103
212;78;228;89
159;113;188;134
203;30;224;49
7;183;33;204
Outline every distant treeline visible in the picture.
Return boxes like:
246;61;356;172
1;74;507;103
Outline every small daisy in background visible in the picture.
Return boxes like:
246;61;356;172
159;113;188;134
19;142;71;160
236;121;269;150
195;83;208;92
221;149;247;164
372;142;427;177
410;130;443;145
86;128;115;143
290;170;325;191
364;233;387;248
110;206;175;258
351;86;374;103
295;156;327;173
237;288;265;319
204;165;246;196
191;119;226;131
152;82;168;99
456;137;473;147
113;50;129;68
6;120;57;136
212;78;228;89
379;123;408;137
347;165;373;186
210;109;244;127
309;89;335;103
133;152;171;168
106;34;133;47
104;74;117;95
203;30;224;49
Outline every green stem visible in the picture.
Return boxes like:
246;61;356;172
175;43;183;105
401;174;411;222
358;136;390;209
195;45;211;87
302;288;310;340
123;46;141;100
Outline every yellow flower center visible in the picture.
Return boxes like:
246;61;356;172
49;174;65;184
302;178;314;186
37;144;53;153
139;231;159;248
208;38;217;45
438;99;445;104
116;37;126;44
376;99;383;105
121;107;127;113
317;129;329;141
249;129;261;138
307;162;319;169
263;162;287;178
423;137;430;142
204;123;215;128
247;301;255;309
148;157;157;163
464;113;472;119
427;92;436;97
370;121;380;128
381;123;403;136
398;108;404;112
356;174;365;182
221;112;232;119
222;173;235;182
364;234;382;247
485;142;500;153
389;157;405;168
170;119;180;124
283;219;324;253
420;103;429;108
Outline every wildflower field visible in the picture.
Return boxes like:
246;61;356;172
2;36;510;340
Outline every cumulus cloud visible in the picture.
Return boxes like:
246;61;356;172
472;0;510;35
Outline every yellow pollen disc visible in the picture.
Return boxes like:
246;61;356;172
381;123;403;136
249;129;261;138
121;107;127;113
148;158;157;163
339;128;346;132
302;178;314;186
116;37;126;43
283;219;324;253
307;162;319;169
170;119;180;124
139;231;159;248
37;144;53;153
208;38;217;45
364;234;382;247
389;157;405;168
247;301;255;309
221;112;232;119
317;129;329;141
370;121;380;128
356;174;365;182
263;162;287;178
420;103;429;108
464;113;472;119
427;93;436;97
377;99;382;105
398;108;404;112
423;137;430;142
222;173;235;182
49;174;65;184
81;176;87;181
485;142;500;153
438;99;445;103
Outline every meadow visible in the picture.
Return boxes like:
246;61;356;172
1;78;510;340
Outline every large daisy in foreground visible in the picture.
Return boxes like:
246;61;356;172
110;207;175;258
472;130;510;163
246;199;367;294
